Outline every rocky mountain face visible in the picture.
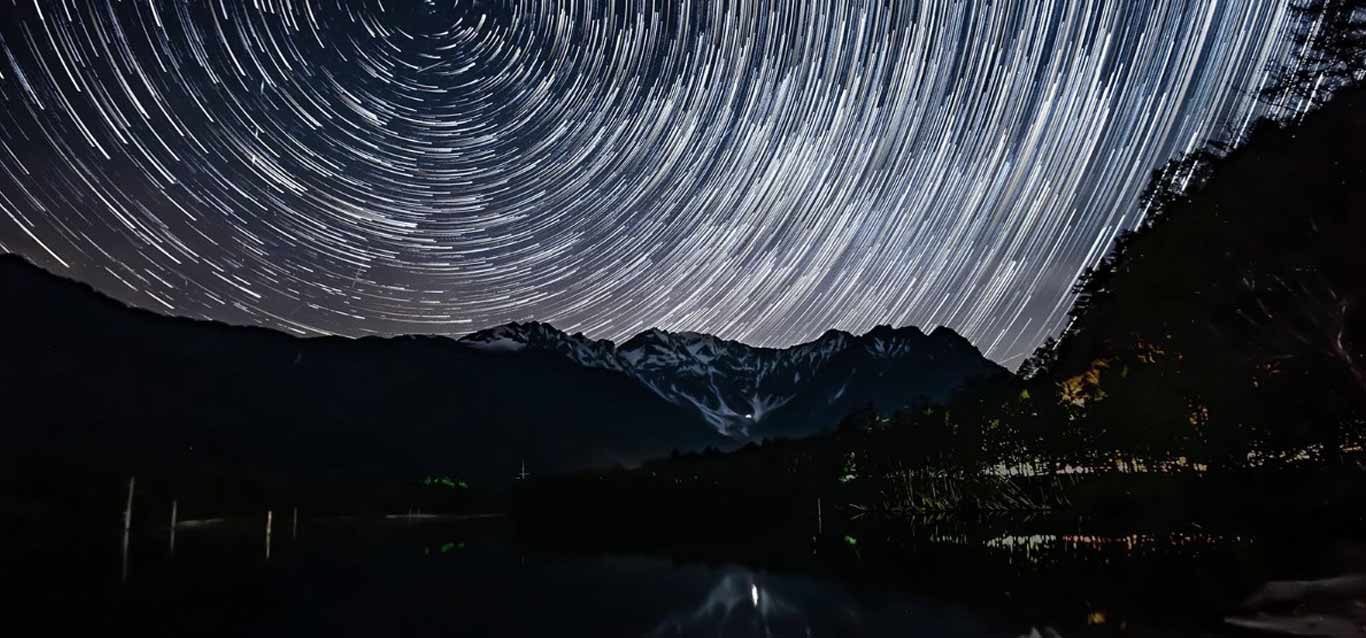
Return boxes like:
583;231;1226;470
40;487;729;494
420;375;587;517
458;320;1007;439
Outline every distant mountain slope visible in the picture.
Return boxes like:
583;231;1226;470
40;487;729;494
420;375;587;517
0;253;1003;487
0;254;724;485
459;321;1006;438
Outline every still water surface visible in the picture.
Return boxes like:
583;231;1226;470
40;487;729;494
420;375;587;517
10;516;1344;637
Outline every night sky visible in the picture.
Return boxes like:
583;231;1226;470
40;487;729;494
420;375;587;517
0;0;1300;365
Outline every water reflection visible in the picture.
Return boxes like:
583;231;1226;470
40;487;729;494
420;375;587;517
27;515;1359;638
643;562;1042;637
976;531;1250;566
648;570;835;637
1227;572;1366;637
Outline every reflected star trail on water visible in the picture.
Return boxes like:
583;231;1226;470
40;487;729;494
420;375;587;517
0;0;1298;365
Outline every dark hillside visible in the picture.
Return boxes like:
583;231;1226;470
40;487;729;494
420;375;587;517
1037;84;1366;468
0;255;726;515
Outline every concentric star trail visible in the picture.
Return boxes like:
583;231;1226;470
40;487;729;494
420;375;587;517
0;0;1298;365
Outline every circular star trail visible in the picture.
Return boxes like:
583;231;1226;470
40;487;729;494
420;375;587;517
0;0;1298;365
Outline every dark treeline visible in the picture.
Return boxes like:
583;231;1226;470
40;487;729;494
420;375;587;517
516;3;1366;538
902;0;1365;481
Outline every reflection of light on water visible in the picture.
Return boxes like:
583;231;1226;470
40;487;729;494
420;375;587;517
1017;627;1065;638
986;456;1212;477
985;532;1244;551
649;569;840;637
176;518;226;528
985;534;1058;551
975;531;1249;565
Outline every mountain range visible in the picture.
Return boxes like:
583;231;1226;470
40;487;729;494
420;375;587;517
459;320;1005;439
0;253;1005;485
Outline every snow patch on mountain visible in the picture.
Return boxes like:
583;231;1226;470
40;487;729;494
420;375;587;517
464;336;527;352
457;322;1001;439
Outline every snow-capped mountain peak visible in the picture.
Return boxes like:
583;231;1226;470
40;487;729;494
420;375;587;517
461;321;621;370
457;322;1005;439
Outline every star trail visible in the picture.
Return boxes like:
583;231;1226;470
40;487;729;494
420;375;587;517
0;0;1299;365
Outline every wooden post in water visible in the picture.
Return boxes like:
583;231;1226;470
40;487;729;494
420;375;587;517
817;497;823;535
121;477;135;582
123;477;136;530
265;510;273;560
168;500;178;556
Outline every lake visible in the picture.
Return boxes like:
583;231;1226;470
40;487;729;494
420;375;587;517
7;515;1357;637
